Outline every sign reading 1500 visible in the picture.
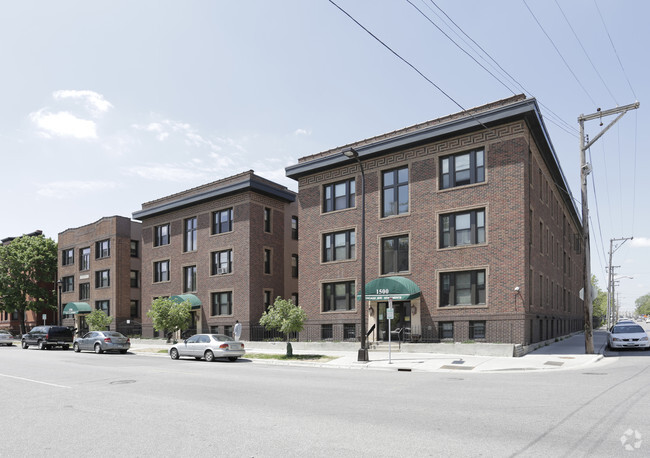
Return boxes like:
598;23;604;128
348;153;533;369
376;289;390;294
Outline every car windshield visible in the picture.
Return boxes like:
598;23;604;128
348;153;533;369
612;325;645;334
211;334;234;342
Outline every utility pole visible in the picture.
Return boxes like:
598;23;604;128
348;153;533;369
606;237;633;329
578;101;639;354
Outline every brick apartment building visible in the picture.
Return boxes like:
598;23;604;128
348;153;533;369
132;170;299;339
285;95;585;346
0;230;57;333
57;216;142;336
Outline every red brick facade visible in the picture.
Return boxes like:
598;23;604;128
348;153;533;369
133;170;298;339
286;96;585;345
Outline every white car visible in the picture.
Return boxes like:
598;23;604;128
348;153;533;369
0;330;16;346
607;323;650;350
169;334;245;362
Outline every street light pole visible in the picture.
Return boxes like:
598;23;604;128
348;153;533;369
344;147;369;362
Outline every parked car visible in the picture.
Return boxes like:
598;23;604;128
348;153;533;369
646;318;650;324
607;323;650;350
21;326;73;350
73;331;130;354
169;334;245;362
0;330;17;346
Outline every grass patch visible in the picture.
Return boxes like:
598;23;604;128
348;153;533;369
244;353;336;362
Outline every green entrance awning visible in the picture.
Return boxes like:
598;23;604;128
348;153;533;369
63;302;92;315
170;294;202;310
357;276;421;301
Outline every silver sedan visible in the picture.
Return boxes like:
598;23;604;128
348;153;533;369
0;330;16;346
607;324;650;350
169;334;245;362
73;331;131;354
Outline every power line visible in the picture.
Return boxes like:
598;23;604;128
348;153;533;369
524;0;598;108
554;0;618;105
593;0;638;100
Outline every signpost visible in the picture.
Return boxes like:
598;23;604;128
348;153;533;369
387;298;393;364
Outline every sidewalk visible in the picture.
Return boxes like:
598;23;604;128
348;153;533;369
129;331;610;373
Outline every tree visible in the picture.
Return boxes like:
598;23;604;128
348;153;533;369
259;297;306;356
0;234;58;334
146;297;192;343
85;309;113;331
591;275;607;327
635;293;650;317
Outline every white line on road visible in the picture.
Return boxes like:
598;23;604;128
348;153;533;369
0;373;71;389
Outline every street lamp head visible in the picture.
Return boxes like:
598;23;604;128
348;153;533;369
343;148;359;159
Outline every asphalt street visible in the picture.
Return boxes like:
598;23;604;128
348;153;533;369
1;327;649;457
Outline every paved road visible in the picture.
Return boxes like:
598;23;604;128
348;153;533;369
1;332;649;457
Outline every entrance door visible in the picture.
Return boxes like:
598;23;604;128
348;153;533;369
377;302;411;341
182;311;198;339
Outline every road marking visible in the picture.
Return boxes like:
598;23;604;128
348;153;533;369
0;373;71;389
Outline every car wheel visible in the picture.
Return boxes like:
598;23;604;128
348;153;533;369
94;343;103;354
21;341;28;349
62;344;69;351
228;357;238;362
73;343;81;352
170;348;179;360
204;350;215;362
38;340;47;350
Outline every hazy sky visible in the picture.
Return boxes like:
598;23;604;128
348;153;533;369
1;1;648;311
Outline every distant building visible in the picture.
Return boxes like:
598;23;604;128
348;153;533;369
132;170;298;339
0;230;57;333
285;95;585;345
57;217;142;336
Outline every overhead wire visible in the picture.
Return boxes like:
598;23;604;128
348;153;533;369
420;0;578;137
523;0;598;108
554;0;618;106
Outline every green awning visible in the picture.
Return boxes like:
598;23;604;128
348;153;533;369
63;302;92;315
170;294;202;310
357;276;421;301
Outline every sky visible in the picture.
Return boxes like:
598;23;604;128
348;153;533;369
1;0;648;312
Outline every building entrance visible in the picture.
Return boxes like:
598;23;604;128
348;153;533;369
377;301;411;341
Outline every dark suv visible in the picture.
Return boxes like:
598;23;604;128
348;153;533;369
22;326;73;350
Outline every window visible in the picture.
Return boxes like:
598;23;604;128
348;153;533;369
469;321;486;339
223;325;233;337
79;283;90;301
381;235;409;274
440;270;486;306
344;323;356;340
323;229;355;262
154;260;170;283
95;239;110;259
291;254;299;278
130;300;139;318
211;250;233;275
382;167;409;217
130;240;139;257
95;300;110;315
323;281;355;312
440;209;485;248
264;249;271;274
183;266;197;293
264;207;271;233
291;293;299;306
264;290;272;310
130;270;139;288
321;324;333;340
323;179;355;213
95;270;110;288
184;217;197;252
212;208;233;234
154;224;170;247
439;322;454;339
440;149;485;189
62;249;74;266
291;216;299;240
80;247;90;271
211;292;232;316
62;276;74;293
